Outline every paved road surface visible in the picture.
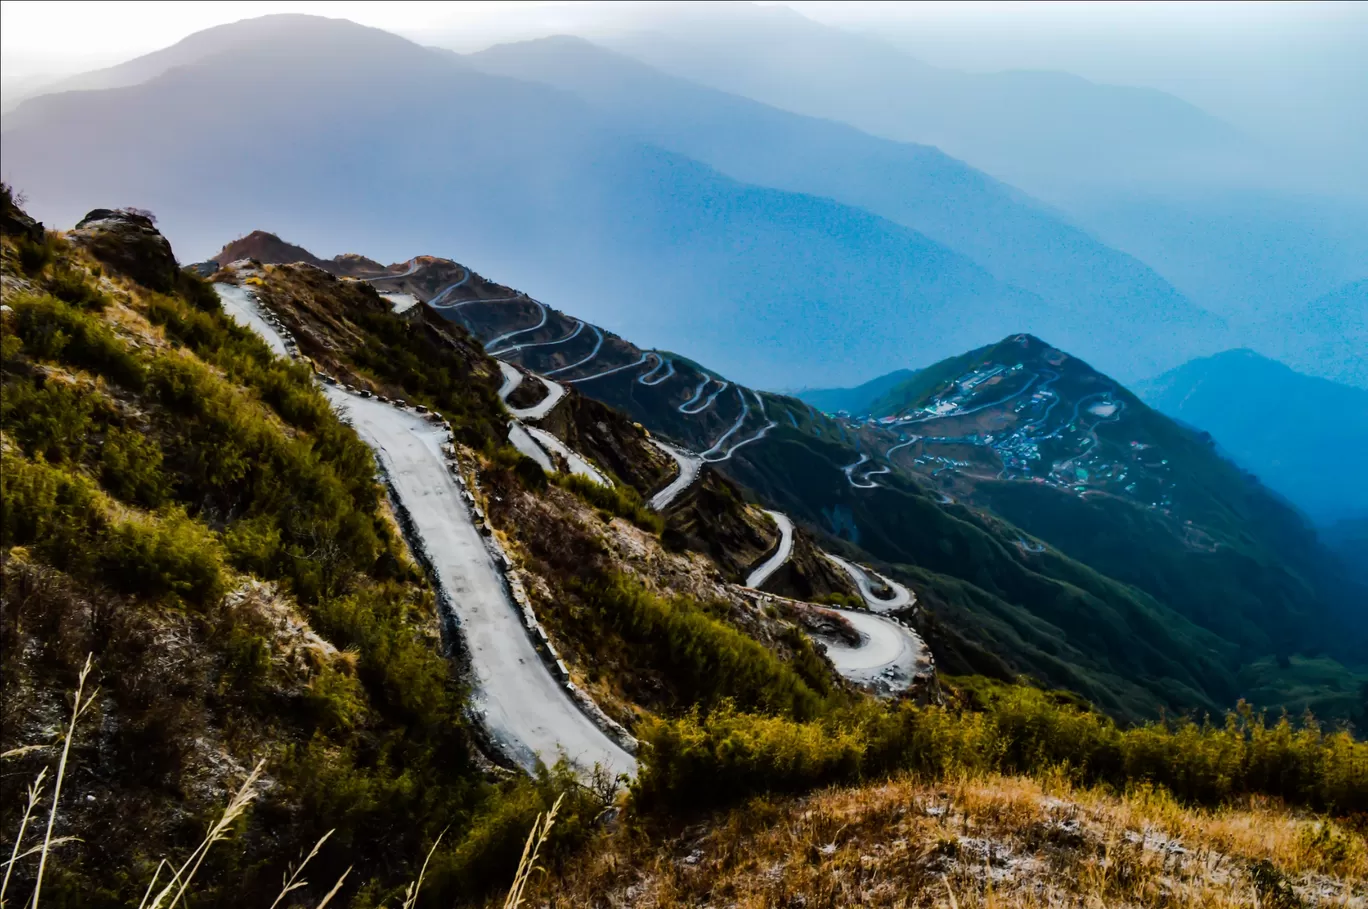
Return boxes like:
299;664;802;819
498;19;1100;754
508;421;555;473
381;291;419;314
215;283;290;357
745;510;793;589
647;440;703;510
818;609;929;696
497;360;523;401
527;425;612;487
496;360;566;421
825;553;914;613
218;284;634;778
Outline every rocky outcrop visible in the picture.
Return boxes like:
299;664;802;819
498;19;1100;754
1;184;43;242
69;208;179;291
663;474;779;582
213;230;328;270
538;392;675;497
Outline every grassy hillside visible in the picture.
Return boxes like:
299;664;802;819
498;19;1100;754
0;193;606;907
4;189;1365;908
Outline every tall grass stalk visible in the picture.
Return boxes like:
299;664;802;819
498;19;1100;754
268;829;335;909
145;759;266;909
503;794;564;909
312;866;351;909
31;653;97;909
1;768;47;907
399;829;446;909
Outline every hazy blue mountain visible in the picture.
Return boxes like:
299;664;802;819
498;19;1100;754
592;2;1266;204
586;2;1364;360
795;369;918;416
1254;280;1368;390
1074;193;1368;325
1;15;1075;389
1134;349;1368;523
468;36;1224;381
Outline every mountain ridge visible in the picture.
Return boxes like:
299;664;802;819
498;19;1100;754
225;228;1367;722
2;13;1226;386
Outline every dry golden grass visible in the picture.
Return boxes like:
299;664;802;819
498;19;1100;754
512;772;1367;908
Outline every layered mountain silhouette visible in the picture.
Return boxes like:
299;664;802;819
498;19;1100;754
3;14;1224;387
1252;280;1368;390
468;36;1223;358
591;2;1264;202
1136;349;1368;524
586;3;1367;349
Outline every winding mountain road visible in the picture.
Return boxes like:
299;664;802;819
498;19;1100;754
817;609;930;696
496;361;566;421
217;283;290;357
647;440;703;511
217;283;634;778
733;503;930;695
526;425;613;486
508;421;556;473
824;553;915;613
745;510;794;589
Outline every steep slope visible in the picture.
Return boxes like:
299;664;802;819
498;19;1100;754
858;338;1367;655
0;199;531;904
469;35;1224;381
281;233;1365;722
2;13;1062;389
1134;349;1368;523
3;194;956;905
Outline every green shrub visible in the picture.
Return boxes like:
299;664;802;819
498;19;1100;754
1;451;223;607
633;681;1368;817
11;292;144;388
633;702;864;812
0;375;100;463
48;264;107;310
556;473;664;534
574;573;831;719
100;426;170;506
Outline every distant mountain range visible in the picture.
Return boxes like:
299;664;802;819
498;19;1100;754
467;35;1223;373
228;229;1365;721
2;13;1230;388
1135;349;1368;524
1252;280;1368;390
583;2;1368;336
795;369;918;416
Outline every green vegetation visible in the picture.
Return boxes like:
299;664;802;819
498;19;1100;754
569;573;837;720
250;265;506;448
0;206;601;907
555;472;664;534
633;681;1368;817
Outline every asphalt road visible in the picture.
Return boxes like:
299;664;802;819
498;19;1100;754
818;608;929;696
508;421;555;473
647;440;703;510
745;510;793;589
825;553;915;613
327;390;634;776
215;283;289;357
527;425;613;486
218;283;634;777
496;360;566;421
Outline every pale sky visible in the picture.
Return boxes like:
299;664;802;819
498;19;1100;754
3;0;1363;159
